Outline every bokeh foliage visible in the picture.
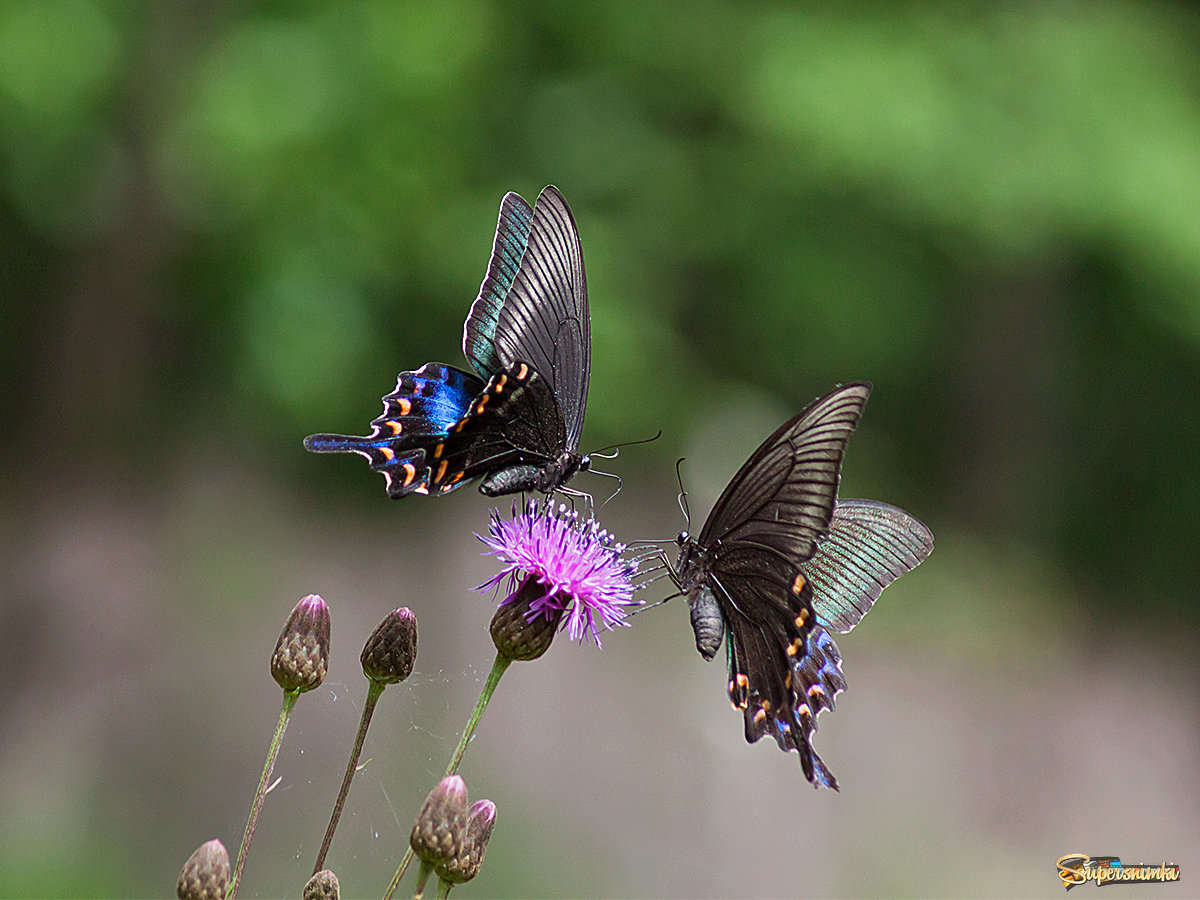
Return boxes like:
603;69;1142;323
12;2;1196;616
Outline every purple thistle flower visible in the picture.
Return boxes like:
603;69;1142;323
478;499;642;647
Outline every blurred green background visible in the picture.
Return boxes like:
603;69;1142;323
4;2;1199;897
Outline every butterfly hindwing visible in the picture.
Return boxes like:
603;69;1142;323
304;363;484;497
790;624;847;788
462;192;535;381
709;542;834;786
424;361;569;496
804;499;935;634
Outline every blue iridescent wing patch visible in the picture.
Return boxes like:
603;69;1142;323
801;500;934;634
789;625;848;790
462;192;535;381
304;363;484;497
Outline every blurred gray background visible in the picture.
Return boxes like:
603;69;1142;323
2;2;1198;897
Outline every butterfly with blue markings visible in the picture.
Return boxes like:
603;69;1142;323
672;382;933;789
304;185;591;498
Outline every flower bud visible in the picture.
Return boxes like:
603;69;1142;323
409;775;469;866
176;838;229;900
360;607;417;685
271;594;331;692
302;869;340;900
490;577;564;661
436;799;497;884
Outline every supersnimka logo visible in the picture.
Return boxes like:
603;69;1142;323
1056;854;1180;890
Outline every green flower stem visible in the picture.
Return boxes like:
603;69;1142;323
229;689;300;899
435;876;453;899
313;678;386;874
442;652;512;780
382;653;513;900
412;860;433;899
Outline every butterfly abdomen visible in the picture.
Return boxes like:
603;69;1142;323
475;448;589;496
687;584;725;661
479;464;541;496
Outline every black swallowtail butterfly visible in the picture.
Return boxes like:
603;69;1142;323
305;185;590;497
672;382;933;788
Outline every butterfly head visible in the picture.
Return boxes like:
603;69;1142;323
671;531;713;598
670;532;725;661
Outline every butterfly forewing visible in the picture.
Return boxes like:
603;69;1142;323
492;186;590;451
803;500;935;634
462;192;535;381
698;383;872;562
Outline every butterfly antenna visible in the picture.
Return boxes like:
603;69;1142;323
588;429;663;460
675;458;692;529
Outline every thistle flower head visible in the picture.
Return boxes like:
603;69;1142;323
302;869;340;900
478;499;641;648
410;774;469;866
436;798;497;885
271;594;331;693
176;838;230;900
360;606;418;685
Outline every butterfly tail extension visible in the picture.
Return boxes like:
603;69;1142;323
304;363;484;497
302;433;432;498
791;625;849;789
735;665;839;790
798;738;839;791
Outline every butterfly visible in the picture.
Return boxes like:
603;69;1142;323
304;185;591;498
672;382;933;789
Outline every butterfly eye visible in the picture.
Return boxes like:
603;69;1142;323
676;530;689;546
578;454;591;472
